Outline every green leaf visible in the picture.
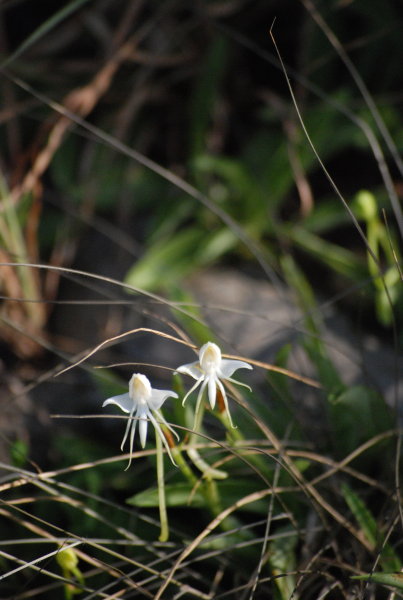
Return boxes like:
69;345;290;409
300;199;351;233
125;226;237;292
342;483;401;571
128;482;205;509
10;439;29;468
352;572;403;590
264;344;303;440
341;483;377;548
125;228;204;292
242;129;294;211
268;527;298;600
329;385;393;458
280;254;343;395
197;227;236;264
127;479;267;513
289;226;366;280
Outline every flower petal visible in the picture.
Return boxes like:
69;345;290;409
182;377;203;406
176;361;203;380
216;377;236;428
148;410;177;466
219;359;252;379
138;411;148;448
225;376;252;392
102;393;132;413
129;373;152;401
207;376;217;409
125;419;136;471
192;378;208;430
120;408;135;451
147;389;178;411
199;342;221;374
155;409;180;442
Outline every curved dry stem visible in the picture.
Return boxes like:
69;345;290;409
300;0;403;236
153;486;294;599
0;71;283;290
269;26;400;342
55;326;195;375
220;19;402;243
268;28;382;266
224;353;321;388
224;385;376;553
0;499;208;598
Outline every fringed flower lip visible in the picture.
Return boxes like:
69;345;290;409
103;373;179;469
176;342;253;427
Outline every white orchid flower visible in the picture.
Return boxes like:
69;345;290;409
103;373;179;469
176;342;252;427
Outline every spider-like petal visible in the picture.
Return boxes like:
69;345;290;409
219;359;252;379
148;410;176;465
120;408;135;451
225;376;252;392
155;410;180;442
182;376;203;406
102;393;132;413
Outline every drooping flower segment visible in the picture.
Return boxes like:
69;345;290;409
176;341;253;427
103;373;178;469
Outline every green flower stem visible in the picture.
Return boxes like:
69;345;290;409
204;477;223;517
217;409;243;442
188;401;227;480
173;442;225;518
193;397;206;433
171;445;197;484
216;405;271;479
156;431;169;542
170;412;246;534
186;447;228;480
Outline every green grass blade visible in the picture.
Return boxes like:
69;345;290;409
268;527;298;600
352;572;403;591
1;0;94;68
342;483;401;571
